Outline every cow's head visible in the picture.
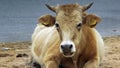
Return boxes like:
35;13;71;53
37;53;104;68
46;3;101;57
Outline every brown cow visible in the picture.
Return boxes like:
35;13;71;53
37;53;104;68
31;3;104;68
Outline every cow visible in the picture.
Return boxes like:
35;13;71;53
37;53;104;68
31;3;104;68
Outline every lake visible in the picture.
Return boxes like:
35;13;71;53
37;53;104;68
0;0;120;42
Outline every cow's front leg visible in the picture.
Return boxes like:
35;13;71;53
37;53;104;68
83;57;100;68
44;61;59;68
42;56;60;68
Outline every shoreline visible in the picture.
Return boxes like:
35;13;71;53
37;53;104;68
0;35;120;43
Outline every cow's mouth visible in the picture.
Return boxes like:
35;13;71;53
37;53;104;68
62;52;75;57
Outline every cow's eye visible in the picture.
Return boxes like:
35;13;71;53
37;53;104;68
55;23;59;29
77;23;82;29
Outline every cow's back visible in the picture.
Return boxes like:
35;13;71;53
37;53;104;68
31;25;60;63
93;27;104;62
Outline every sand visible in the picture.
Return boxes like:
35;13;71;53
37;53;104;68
0;36;120;68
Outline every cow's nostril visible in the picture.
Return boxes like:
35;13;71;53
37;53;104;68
69;44;73;49
61;45;64;49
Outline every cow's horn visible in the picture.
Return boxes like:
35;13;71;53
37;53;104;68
82;2;94;11
45;4;56;12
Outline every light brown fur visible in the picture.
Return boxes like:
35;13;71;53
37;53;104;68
38;14;55;26
31;3;104;68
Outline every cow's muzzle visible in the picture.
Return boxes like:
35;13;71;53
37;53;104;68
60;41;76;57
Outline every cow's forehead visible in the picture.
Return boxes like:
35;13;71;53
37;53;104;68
56;10;82;24
56;4;83;23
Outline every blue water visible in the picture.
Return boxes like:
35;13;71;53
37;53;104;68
0;0;120;42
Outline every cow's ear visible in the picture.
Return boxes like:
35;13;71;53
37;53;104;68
38;14;56;27
83;14;101;28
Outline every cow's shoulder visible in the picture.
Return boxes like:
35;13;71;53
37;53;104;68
79;26;98;61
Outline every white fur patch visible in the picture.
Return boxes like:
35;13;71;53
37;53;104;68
93;29;104;62
60;40;76;53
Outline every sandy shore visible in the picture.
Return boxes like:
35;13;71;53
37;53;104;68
0;36;120;68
